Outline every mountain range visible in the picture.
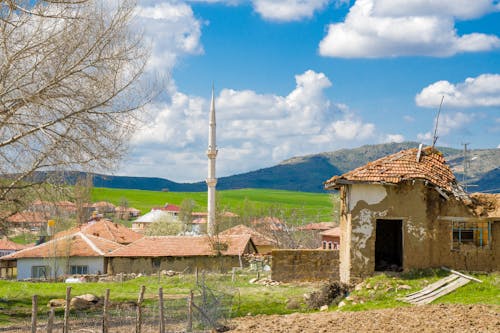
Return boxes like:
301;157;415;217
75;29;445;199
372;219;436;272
85;142;499;194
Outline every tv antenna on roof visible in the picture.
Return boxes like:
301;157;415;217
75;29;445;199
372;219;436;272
431;95;444;149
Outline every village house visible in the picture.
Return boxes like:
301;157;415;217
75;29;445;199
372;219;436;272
324;146;500;283
0;238;30;278
115;206;141;220
54;219;143;245
1;220;142;280
106;234;257;274
219;224;277;254
1;232;123;280
320;226;340;250
6;211;50;231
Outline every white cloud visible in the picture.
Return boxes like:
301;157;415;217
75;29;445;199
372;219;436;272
403;115;415;122
416;74;500;108
319;0;500;58
384;134;405;143
124;70;384;181
135;1;203;71
372;0;500;20
252;0;331;21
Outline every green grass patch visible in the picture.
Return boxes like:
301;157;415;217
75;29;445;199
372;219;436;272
339;270;499;312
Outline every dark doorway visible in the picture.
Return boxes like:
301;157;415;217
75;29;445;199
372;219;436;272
375;219;403;271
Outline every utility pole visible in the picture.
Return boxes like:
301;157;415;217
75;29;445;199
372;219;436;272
462;143;469;192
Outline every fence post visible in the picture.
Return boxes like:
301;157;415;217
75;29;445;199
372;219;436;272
47;308;55;333
136;285;146;333
158;287;165;333
31;295;37;333
186;290;193;332
102;288;110;333
195;267;198;285
63;286;71;333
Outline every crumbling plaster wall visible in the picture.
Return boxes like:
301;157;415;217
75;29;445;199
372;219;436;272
340;181;497;282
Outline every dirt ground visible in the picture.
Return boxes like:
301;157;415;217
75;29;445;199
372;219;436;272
229;304;500;333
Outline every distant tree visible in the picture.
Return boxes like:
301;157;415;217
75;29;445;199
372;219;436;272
0;0;154;230
144;215;182;236
73;175;93;224
179;199;196;226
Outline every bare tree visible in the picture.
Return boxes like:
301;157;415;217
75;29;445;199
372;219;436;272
0;1;153;226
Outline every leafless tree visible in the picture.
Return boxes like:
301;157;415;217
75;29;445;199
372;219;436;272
0;1;154;225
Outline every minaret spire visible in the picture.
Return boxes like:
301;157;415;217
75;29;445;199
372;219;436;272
206;85;217;236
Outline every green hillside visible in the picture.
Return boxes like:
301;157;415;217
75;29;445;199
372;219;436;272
92;187;337;223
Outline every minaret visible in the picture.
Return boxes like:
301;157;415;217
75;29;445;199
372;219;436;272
206;86;217;236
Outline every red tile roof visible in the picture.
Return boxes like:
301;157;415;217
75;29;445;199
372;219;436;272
0;238;30;251
53;220;143;244
108;234;255;257
251;217;285;231
6;211;50;224
324;147;461;193
1;232;123;260
219;224;277;246
320;227;341;237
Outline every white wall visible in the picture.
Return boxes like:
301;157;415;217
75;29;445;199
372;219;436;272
16;257;104;280
349;184;387;211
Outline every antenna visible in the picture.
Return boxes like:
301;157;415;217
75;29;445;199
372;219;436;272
431;96;444;149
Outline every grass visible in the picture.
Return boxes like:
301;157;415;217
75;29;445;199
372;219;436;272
1;270;497;327
0;271;316;327
339;269;500;312
92;187;337;223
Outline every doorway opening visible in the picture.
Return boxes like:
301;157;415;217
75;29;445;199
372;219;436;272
375;219;403;271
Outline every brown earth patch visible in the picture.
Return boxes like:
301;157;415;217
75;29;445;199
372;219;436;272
229;304;500;333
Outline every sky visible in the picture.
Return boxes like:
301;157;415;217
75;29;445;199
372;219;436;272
118;0;500;182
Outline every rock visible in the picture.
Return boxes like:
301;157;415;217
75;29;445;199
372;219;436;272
249;278;258;284
75;294;99;303
338;301;346;308
286;299;300;310
70;297;94;311
47;299;65;308
365;283;372;289
320;305;328;311
345;296;354;301
354;283;364;291
398;285;412;291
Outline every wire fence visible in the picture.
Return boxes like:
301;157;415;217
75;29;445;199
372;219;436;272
1;274;237;333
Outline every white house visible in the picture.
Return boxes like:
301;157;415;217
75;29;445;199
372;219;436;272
1;232;123;280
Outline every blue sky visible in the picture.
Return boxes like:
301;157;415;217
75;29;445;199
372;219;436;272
120;0;500;182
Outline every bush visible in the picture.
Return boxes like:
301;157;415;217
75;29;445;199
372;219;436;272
306;281;350;309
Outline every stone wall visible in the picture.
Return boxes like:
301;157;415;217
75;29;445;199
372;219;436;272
108;255;242;275
271;249;339;282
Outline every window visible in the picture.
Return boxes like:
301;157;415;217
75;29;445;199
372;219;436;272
322;241;327;249
152;258;161;269
70;265;88;275
452;220;491;250
31;266;49;279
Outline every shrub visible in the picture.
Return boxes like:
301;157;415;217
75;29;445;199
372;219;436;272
306;281;350;309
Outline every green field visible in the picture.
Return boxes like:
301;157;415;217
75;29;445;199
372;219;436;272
0;270;497;327
92;188;337;223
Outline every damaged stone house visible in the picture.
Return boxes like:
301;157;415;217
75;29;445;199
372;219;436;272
324;146;499;283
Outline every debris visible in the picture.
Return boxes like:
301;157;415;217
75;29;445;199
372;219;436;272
320;305;329;311
400;269;481;305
